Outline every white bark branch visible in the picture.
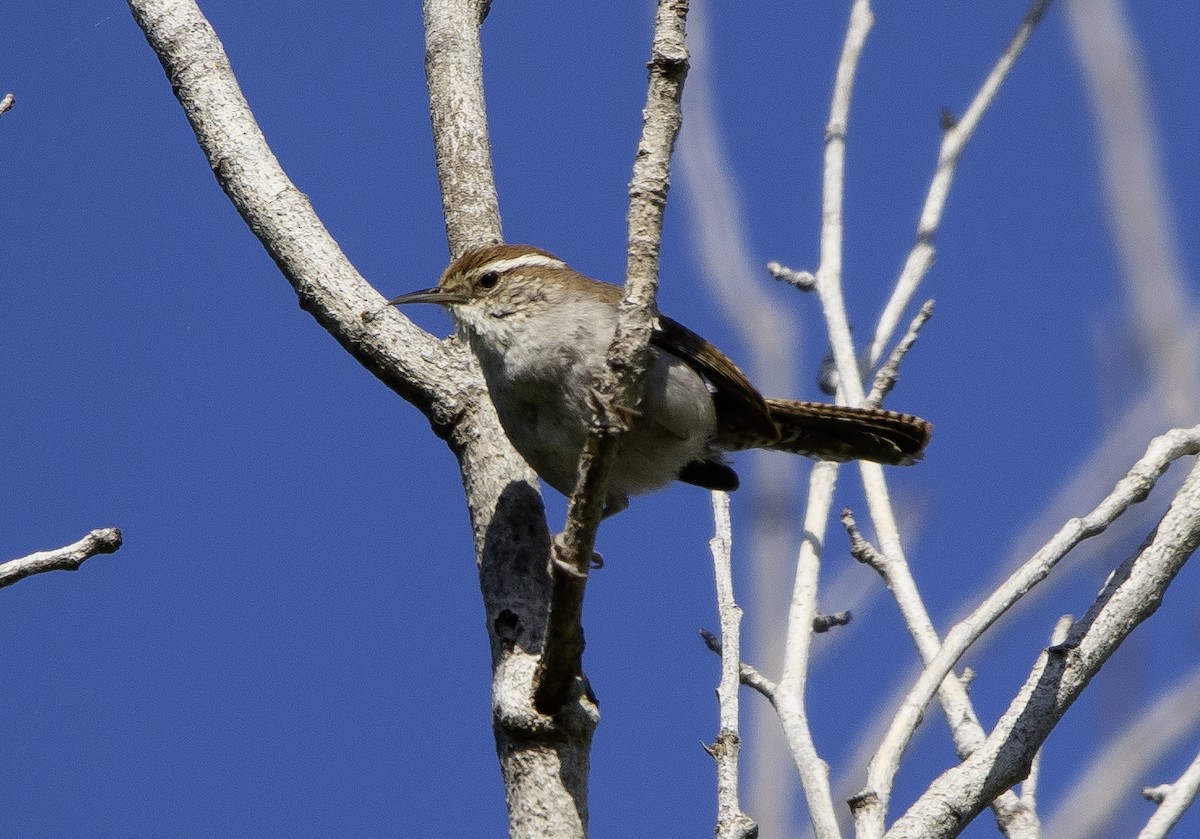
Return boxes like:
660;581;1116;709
700;629;779;702
860;427;1200;836
960;0;1200;672
1017;614;1072;826
708;491;758;839
863;0;1054;372
423;2;605;835
755;5;877;836
813;11;1049;833
540;0;690;716
677;2;806;827
814;0;873;405
128;2;593;836
917;3;1200;712
1139;749;1200;839
886;440;1200;839
0;529;123;590
864;300;934;409
423;0;503;254
775;461;843;839
1044;663;1200;839
690;5;1055;838
837;6;1054;837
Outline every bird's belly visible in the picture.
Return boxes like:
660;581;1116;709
494;394;590;497
487;349;717;502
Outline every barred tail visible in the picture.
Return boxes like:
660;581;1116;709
761;399;932;466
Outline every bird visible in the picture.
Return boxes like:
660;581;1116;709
388;243;931;515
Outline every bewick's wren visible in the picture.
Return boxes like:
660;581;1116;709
388;243;931;514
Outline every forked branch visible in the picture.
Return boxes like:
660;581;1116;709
888;448;1200;839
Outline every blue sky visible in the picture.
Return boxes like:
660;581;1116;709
4;3;1200;837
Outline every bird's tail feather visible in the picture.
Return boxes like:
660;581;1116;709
760;399;932;466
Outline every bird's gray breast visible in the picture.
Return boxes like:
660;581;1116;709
468;304;719;500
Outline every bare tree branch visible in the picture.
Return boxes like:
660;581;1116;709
767;261;817;292
858;426;1200;836
937;0;1200;673
863;0;1054;372
677;2;807;827
827;6;1054;838
707;491;759;839
842;508;886;572
127;2;593;836
774;462;844;839
700;629;778;701
1139;749;1200;839
1044;663;1200;839
1017;614;1073;826
0;529;122;590
423;0;503;254
886;441;1200;839
901;17;1200;815
754;3;878;835
813;0;873;405
864;300;934;409
424;2;606;834
536;0;690;716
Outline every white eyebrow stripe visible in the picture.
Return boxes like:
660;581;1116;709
476;254;567;274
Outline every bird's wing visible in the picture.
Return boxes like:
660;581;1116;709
652;315;780;444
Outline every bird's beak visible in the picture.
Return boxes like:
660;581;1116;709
385;286;468;307
364;285;469;324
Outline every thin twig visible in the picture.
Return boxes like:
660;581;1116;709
1019;615;1073;820
701;629;779;701
767;261;817;291
813;0;874;407
812;611;852;633
842;509;887;573
676;8;808;821
537;0;690;714
865;299;934;408
707;492;759;839
0;529;122;589
1139;750;1200;839
861;426;1200;836
864;0;1054;372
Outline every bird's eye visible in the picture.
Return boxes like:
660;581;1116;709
479;271;500;289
